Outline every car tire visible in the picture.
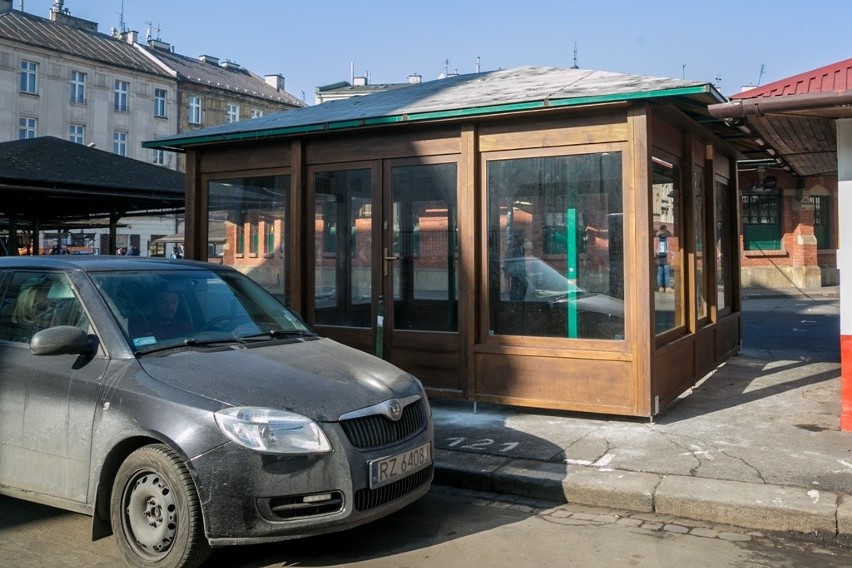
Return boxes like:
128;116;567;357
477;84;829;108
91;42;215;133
110;444;211;568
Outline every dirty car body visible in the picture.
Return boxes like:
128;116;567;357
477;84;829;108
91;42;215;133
0;257;433;567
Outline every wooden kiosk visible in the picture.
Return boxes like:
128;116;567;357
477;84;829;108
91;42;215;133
145;67;742;417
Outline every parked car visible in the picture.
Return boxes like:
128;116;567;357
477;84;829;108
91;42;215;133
498;256;625;339
0;257;433;568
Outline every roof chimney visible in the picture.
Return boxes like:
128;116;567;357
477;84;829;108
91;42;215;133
353;76;367;87
49;0;98;32
199;54;219;65
408;73;422;84
264;74;285;91
148;38;171;51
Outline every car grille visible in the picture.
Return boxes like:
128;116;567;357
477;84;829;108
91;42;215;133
341;398;428;450
354;465;433;512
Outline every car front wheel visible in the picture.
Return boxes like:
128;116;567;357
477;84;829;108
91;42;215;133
110;444;211;568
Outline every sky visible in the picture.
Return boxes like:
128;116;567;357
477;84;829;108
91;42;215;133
18;0;852;105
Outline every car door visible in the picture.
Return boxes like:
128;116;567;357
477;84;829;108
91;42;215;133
0;270;108;503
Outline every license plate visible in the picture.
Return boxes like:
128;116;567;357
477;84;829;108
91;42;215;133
369;442;432;489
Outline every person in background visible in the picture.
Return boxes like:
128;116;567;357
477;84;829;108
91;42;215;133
11;279;54;338
129;287;193;341
656;224;672;292
505;227;528;301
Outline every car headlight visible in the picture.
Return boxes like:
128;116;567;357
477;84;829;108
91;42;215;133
214;407;332;455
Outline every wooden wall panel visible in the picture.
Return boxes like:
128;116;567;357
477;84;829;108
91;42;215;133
653;336;696;409
713;150;731;178
694;326;717;377
199;142;292;173
479;112;629;152
650;112;684;158
305;129;460;164
475;353;638;415
315;327;373;355
715;313;741;359
390;332;462;394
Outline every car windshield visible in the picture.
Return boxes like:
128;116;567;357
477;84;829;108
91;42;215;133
89;268;313;353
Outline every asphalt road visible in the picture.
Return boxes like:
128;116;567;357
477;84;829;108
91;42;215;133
3;487;851;567
741;294;840;362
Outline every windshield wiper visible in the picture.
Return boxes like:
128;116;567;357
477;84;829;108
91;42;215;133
239;329;316;341
135;336;241;356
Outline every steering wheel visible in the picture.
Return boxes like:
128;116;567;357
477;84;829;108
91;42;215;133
202;315;235;332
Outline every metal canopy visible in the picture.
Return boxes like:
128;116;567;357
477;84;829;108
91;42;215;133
708;58;852;176
0;136;185;231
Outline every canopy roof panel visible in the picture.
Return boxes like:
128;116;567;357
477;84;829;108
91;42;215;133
710;58;852;176
0;137;184;228
144;66;725;151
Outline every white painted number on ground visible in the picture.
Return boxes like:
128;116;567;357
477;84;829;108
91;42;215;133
445;437;519;452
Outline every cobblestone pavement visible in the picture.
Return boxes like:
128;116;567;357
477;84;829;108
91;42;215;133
430;485;852;556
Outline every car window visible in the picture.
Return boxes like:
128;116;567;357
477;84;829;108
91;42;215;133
90;269;313;353
0;271;90;344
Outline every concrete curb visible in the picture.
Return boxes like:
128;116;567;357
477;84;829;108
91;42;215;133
433;451;850;537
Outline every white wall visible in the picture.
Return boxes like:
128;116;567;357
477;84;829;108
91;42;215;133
839;119;852;335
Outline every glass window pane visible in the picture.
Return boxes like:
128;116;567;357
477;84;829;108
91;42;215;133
694;168;708;320
0;272;89;343
652;158;684;333
391;163;458;332
208;176;290;305
715;179;732;311
487;152;624;339
313;169;372;327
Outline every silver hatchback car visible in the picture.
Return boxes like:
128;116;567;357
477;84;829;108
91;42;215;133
0;257;433;568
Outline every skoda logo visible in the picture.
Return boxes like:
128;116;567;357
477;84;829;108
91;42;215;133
387;400;403;421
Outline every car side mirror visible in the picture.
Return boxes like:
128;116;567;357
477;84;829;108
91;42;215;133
31;326;97;356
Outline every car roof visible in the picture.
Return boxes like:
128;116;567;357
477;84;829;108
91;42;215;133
0;256;230;273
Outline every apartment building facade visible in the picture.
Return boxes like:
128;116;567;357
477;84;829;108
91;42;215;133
0;0;303;256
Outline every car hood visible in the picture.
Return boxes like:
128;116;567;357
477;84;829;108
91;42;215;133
572;293;624;317
137;337;421;421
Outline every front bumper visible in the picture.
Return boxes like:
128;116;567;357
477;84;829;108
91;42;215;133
192;419;433;546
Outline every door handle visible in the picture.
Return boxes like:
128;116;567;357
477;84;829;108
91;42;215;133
383;247;399;276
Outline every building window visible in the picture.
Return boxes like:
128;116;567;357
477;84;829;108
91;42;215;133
486;151;624;340
264;218;275;254
69;70;87;104
113;131;128;156
152;149;166;165
114;79;129;111
812;194;831;249
154;88;167;117
20;60;38;94
19;117;37;139
236;220;245;255
742;178;782;251
188;96;202;125
251;108;263;119
249;218;258;255
227;103;239;123
69;124;85;144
